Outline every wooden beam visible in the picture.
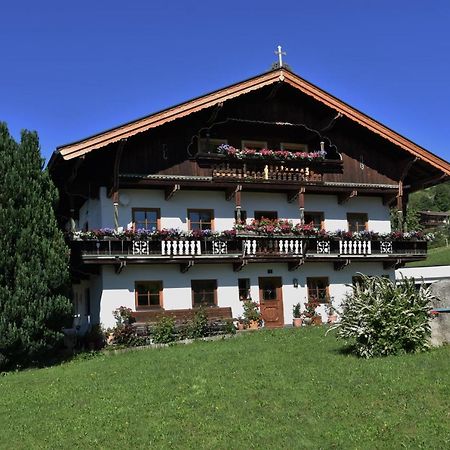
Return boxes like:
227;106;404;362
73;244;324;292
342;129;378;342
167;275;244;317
180;260;194;273
383;259;404;270
287;187;305;204
338;190;357;204
382;193;397;206
114;257;126;274
165;184;180;200
334;259;350;271
288;259;304;271
226;184;242;201
233;260;248;272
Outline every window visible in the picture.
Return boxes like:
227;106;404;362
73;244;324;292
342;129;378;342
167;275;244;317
132;208;160;231
191;280;217;307
304;211;324;230
198;138;227;153
241;140;268;150
235;210;247;223
254;211;278;221
280;142;308;152
347;213;368;232
188;209;214;231
135;281;163;309
307;277;330;303
238;278;250;301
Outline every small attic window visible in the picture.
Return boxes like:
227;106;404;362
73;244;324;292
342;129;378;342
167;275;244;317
198;138;228;154
280;142;308;152
241;140;268;150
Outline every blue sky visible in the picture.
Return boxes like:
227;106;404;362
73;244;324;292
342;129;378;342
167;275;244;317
1;0;450;163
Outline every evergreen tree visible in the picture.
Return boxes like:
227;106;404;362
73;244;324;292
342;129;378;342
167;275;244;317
0;123;72;370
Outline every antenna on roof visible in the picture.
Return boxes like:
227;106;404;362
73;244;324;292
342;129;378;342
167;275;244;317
271;45;291;70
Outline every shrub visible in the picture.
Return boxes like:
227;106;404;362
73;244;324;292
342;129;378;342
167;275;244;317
185;308;208;339
152;316;176;344
242;299;261;323
331;275;434;358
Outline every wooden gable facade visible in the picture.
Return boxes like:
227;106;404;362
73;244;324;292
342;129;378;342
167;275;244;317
50;67;450;225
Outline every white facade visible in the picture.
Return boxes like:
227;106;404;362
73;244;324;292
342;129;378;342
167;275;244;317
74;186;395;329
78;187;391;233
396;265;450;285
92;262;394;328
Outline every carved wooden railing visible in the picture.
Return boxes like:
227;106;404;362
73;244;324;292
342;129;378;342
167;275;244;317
75;236;427;259
243;238;303;256
212;163;322;183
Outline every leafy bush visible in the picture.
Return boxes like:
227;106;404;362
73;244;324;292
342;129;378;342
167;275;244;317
331;275;434;358
152;316;176;344
185;308;208;339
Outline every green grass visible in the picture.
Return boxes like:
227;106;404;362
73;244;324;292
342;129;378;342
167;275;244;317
1;328;449;449
406;245;450;267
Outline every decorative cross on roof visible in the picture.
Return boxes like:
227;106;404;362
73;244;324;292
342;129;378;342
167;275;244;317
274;45;286;68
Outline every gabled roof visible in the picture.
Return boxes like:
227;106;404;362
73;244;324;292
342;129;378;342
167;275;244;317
55;67;450;176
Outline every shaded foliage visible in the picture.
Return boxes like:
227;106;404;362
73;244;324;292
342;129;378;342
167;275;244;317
0;123;72;370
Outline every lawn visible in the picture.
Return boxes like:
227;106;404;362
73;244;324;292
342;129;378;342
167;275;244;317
406;245;450;267
1;328;449;449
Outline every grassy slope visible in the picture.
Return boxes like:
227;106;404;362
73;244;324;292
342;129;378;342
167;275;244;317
407;245;450;267
1;328;449;449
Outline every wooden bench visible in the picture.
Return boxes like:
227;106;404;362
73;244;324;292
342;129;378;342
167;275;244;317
132;307;233;325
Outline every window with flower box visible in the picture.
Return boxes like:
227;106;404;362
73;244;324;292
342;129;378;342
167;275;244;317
191;280;217;307
188;209;214;231
347;213;368;232
241;140;268;150
198;138;228;154
307;277;330;303
132;208;160;231
280;142;308;152
304;211;324;230
254;211;278;221
135;281;163;309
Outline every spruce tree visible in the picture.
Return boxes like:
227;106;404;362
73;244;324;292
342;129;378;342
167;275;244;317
0;123;72;370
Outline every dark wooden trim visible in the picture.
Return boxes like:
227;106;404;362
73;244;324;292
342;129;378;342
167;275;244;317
134;280;163;309
334;259;351;271
180;261;195;273
338;190;358;204
187;208;215;231
347;212;368;232
306;277;330;301
164;184;180;200
288;259;304;271
132;207;161;231
191;279;218;307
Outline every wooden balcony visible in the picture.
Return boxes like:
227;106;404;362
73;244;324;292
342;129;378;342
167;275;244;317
71;235;427;271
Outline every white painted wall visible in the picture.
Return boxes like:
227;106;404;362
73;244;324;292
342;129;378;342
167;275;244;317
396;265;450;285
86;187;392;233
93;262;393;328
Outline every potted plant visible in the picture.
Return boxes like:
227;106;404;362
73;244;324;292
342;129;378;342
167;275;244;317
327;303;338;324
236;316;246;331
302;300;322;325
292;302;302;327
242;299;261;329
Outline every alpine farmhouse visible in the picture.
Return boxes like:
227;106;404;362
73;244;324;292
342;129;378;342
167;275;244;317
48;67;450;330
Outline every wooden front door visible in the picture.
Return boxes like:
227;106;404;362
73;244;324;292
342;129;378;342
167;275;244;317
258;277;284;328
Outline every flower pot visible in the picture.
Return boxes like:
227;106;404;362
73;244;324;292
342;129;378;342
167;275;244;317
312;316;322;326
327;314;338;324
303;317;312;326
292;317;302;328
249;320;259;330
237;321;246;331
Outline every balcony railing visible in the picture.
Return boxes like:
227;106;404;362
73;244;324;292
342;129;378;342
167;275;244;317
73;235;427;260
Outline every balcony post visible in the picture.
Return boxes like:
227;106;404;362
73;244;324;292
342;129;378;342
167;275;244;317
298;187;305;225
235;187;242;223
113;191;119;231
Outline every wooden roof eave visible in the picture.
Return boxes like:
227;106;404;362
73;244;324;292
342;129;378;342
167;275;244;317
55;67;450;177
57;71;282;160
